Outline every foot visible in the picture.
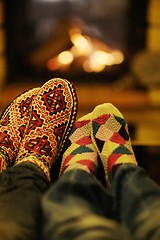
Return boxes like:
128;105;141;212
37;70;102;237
60;113;98;175
0;88;40;171
16;78;78;179
91;103;137;186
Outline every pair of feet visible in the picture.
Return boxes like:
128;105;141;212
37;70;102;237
0;78;78;179
61;103;137;187
0;77;137;183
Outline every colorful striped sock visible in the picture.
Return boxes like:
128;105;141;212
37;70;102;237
91;103;137;186
60;113;98;175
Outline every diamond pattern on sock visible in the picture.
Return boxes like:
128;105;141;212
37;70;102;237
118;125;129;141
1;115;9;126
93;114;110;125
0;88;40;171
72;145;94;154
94;124;114;141
0;131;15;151
25;110;43;133
76;159;96;173
42;86;66;114
24;136;52;157
94;137;104;153
20;96;35;116
77;136;92;145
53;123;64;143
60;114;98;175
16;78;78;179
91;103;137;185
110;132;126;144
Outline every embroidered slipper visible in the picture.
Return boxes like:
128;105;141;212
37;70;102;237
91;103;137;187
16;78;78;179
0;88;40;171
60;113;98;176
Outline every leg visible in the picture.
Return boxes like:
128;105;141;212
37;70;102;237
89;103;160;239
90;103;137;187
0;78;78;239
42;113;131;240
42;169;125;240
0;162;49;240
112;164;160;240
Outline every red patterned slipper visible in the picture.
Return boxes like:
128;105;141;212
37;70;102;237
0;88;40;171
16;78;78;179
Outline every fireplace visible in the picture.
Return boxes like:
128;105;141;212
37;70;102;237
4;0;148;84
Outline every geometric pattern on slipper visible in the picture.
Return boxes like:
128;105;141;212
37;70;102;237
60;113;98;176
16;78;78;179
0;87;40;171
91;103;137;185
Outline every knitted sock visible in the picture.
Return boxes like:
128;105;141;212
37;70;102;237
60;113;98;175
91;103;137;186
16;78;78;180
0;88;39;171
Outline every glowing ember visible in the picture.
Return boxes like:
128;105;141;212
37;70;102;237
46;27;124;73
58;51;74;65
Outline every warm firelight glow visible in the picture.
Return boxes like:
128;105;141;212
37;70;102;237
83;60;92;73
58;51;74;65
111;50;124;64
47;58;59;71
92;51;114;66
83;58;105;73
72;34;88;48
69;27;81;37
46;27;125;73
82;50;124;73
70;33;91;54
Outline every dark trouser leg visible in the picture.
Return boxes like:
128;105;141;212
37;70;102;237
42;169;127;240
0;162;50;240
112;164;160;240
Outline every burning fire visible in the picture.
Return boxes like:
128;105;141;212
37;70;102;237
47;27;124;73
